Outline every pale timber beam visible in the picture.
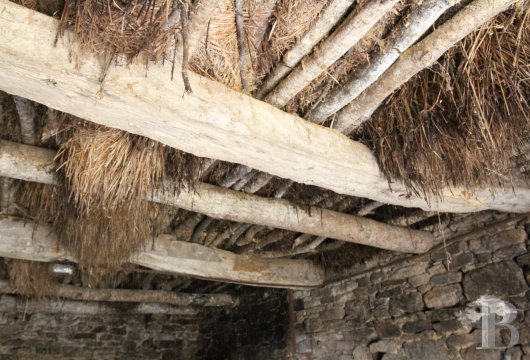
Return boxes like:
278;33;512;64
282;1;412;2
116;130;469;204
0;280;237;307
333;0;519;133
0;140;434;253
0;217;324;289
255;0;356;99
0;0;529;214
263;0;399;107
306;0;458;123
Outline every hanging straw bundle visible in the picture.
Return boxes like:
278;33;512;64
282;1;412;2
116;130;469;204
9;260;56;299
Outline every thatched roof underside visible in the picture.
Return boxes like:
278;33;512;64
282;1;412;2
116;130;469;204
0;0;528;296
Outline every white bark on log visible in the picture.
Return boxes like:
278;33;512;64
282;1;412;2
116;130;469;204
0;280;237;307
333;0;518;133
263;0;399;107
12;96;38;145
0;140;434;253
0;217;324;289
185;0;221;56
0;0;529;213
0;294;198;315
255;0;356;99
306;0;458;123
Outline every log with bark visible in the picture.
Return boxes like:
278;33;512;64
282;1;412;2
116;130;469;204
0;140;435;254
306;0;458;123
333;0;518;133
263;0;399;107
255;0;356;99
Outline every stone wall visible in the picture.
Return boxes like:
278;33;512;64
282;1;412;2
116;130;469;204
292;215;530;359
0;296;199;359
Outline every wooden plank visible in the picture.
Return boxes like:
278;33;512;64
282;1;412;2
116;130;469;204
0;140;434;253
0;217;324;289
0;0;528;213
0;280;237;307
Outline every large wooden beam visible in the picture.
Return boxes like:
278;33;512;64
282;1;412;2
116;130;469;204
0;0;528;214
0;140;434;253
0;280;237;307
0;217;324;289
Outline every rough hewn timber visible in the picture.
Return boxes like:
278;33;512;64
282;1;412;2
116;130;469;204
0;0;529;213
0;280;237;307
0;217;324;289
0;141;435;253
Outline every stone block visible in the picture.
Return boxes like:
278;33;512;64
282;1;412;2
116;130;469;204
517;252;530;266
374;320;401;338
430;272;463;286
485;229;527;252
390;292;424;315
448;252;475;270
403;339;451;360
352;345;371;360
493;244;527;262
402;320;432;334
424;284;463;309
369;339;402;354
463;261;529;300
388;262;429;281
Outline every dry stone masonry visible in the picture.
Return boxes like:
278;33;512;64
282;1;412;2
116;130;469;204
292;216;530;359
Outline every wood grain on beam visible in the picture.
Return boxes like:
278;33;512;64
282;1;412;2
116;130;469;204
0;0;528;213
0;140;434;253
0;217;324;289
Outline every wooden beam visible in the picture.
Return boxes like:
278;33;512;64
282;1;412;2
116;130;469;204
0;140;434;254
0;280;237;307
263;0;399;107
0;294;198;315
0;0;528;214
333;0;518;133
0;217;324;289
255;0;356;99
306;0;458;123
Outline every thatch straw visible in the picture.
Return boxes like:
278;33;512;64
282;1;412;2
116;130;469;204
0;92;22;143
9;260;56;299
15;117;203;286
362;5;530;198
190;0;329;91
59;0;181;78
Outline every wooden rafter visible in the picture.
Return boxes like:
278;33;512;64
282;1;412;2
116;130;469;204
333;0;518;133
0;0;528;213
0;280;237;307
0;140;434;253
0;217;325;289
